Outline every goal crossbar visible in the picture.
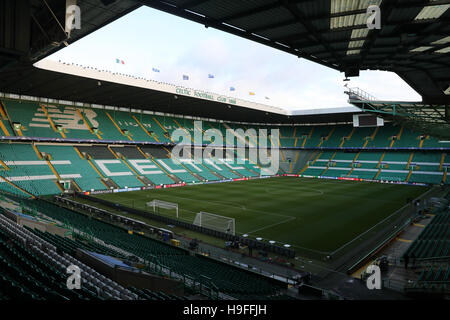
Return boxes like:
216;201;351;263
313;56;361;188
146;199;179;217
193;211;235;235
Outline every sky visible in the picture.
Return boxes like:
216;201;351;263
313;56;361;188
45;6;422;111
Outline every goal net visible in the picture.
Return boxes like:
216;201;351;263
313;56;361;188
146;200;179;218
193;212;235;235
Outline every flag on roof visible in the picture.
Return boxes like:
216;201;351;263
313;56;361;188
152;68;160;73
208;74;214;79
249;92;255;96
183;75;189;80
230;87;235;91
265;96;270;100
116;59;125;64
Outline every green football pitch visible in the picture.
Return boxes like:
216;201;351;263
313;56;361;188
93;177;428;255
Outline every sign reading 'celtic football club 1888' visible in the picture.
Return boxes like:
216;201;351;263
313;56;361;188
175;87;237;105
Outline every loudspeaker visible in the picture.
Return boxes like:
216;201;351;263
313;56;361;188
345;67;360;78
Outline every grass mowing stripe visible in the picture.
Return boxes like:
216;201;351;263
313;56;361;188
127;192;285;231
94;177;428;254
245;216;297;234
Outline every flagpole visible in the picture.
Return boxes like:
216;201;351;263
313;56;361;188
113;58;118;75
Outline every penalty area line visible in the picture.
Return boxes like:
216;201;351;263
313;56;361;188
245;216;296;234
151;193;294;219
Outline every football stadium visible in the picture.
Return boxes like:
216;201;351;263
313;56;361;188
0;0;449;305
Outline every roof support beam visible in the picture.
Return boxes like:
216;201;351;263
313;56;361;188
248;19;298;34
221;2;284;21
373;22;450;67
358;0;400;64
248;2;450;35
280;0;341;65
178;0;211;10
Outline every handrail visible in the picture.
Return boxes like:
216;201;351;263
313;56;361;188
345;87;377;101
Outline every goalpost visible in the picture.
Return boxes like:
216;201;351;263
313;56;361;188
146;199;179;218
193;211;235;235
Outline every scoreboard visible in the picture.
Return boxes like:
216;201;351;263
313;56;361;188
353;114;384;127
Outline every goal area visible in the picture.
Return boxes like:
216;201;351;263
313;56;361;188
146;199;179;218
193;211;235;235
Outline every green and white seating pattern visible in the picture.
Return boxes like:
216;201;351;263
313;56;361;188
299;150;447;184
0;143;270;196
0;144;62;195
3;98;450;151
404;208;450;260
18;198;284;297
36;145;106;191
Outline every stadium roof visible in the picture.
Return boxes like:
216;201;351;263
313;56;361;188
0;59;359;124
0;0;362;124
0;0;140;68
348;97;450;138
0;0;448;125
30;59;360;117
344;86;449;138
140;0;450;105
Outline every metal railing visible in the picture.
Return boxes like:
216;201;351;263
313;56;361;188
177;240;299;286
382;278;405;292
345;87;377;101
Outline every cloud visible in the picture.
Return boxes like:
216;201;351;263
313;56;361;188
351;71;421;101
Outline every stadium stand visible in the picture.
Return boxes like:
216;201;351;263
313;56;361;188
1;195;285;298
111;146;147;159
367;124;399;148
303;126;332;148
34;145;107;192
191;164;221;181
405;264;449;295
299;148;447;184
1;99;448;152
321;124;354;148
375;152;410;182
204;160;239;179
87;110;125;141
141;146;170;158
0;210;140;300
28;227;130;260
403;208;449;261
342;126;374;148
3;101;62;138
0;143;62;196
156;158;200;183
0;99;447;199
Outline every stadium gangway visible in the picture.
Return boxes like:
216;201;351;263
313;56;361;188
143;254;167;277
187;247;297;286
142;253;219;298
173;238;299;286
194;275;219;300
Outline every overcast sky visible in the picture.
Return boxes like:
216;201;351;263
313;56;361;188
46;6;422;111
